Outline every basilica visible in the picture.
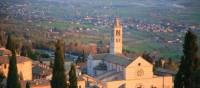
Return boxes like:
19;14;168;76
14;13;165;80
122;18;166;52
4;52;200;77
87;17;173;88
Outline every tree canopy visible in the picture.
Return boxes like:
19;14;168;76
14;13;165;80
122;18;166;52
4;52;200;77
51;39;67;88
174;30;200;88
69;64;77;88
7;35;21;88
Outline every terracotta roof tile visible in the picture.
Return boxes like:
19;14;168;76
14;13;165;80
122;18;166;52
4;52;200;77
93;53;132;66
0;48;12;56
0;56;32;64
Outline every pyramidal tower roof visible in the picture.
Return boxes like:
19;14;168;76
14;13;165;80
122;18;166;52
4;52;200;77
114;17;121;27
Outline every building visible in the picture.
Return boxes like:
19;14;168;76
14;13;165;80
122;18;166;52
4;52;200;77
110;17;123;55
31;59;86;88
0;48;11;56
30;74;86;88
87;17;173;88
0;48;32;81
32;63;52;80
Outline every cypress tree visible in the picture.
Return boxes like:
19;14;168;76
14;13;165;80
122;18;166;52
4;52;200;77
69;64;77;88
6;34;13;51
7;37;21;88
82;50;85;62
21;42;33;59
192;68;200;88
0;30;5;47
26;81;30;88
21;45;28;57
0;72;5;88
51;39;67;88
174;30;199;88
49;60;54;68
174;56;184;88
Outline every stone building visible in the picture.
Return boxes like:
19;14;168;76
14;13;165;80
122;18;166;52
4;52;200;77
0;48;32;81
87;17;173;88
31;76;86;88
32;63;52;80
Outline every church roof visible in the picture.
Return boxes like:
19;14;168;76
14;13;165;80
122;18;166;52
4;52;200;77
103;54;132;66
94;63;107;70
0;48;12;56
114;17;122;27
93;53;108;60
96;71;123;81
93;53;132;66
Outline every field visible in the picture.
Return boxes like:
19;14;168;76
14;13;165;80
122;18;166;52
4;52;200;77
27;0;200;23
34;21;96;30
30;20;200;59
1;0;200;59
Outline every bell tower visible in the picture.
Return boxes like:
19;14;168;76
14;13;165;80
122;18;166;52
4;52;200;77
110;17;123;55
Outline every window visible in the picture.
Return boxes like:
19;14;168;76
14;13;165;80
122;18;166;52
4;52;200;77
116;39;121;43
138;63;141;66
136;86;143;88
116;30;121;36
135;84;144;88
136;85;143;88
4;64;7;69
151;85;157;88
137;69;144;77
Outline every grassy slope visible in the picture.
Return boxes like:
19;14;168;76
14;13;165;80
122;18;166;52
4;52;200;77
34;21;96;30
3;0;200;59
33;20;198;59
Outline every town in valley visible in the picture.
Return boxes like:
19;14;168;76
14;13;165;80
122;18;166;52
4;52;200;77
0;0;200;88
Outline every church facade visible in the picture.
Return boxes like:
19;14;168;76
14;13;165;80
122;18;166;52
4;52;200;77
87;17;173;88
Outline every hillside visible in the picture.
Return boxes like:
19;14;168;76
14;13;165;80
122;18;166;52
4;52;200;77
0;0;200;59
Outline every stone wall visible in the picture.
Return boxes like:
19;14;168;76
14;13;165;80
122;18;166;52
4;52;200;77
0;60;32;80
105;76;172;88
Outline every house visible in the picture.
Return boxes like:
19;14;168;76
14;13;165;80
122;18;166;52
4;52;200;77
0;48;32;81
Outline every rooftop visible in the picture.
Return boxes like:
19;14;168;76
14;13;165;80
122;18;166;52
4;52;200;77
93;53;152;67
0;48;12;56
32;65;52;76
0;56;32;64
103;54;132;66
96;71;123;81
93;53;108;60
93;53;132;66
